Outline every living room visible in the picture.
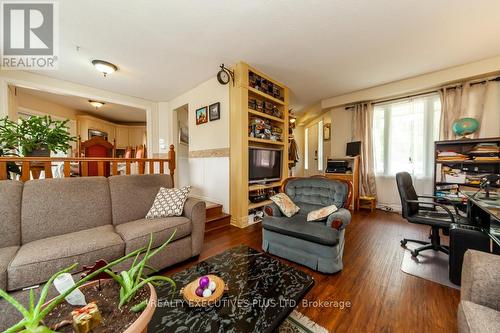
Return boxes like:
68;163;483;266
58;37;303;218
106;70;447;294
1;1;499;332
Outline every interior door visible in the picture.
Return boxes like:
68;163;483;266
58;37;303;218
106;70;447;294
305;123;319;176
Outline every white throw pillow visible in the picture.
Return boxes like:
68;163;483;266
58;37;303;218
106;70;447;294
146;186;191;219
307;204;338;222
270;193;300;217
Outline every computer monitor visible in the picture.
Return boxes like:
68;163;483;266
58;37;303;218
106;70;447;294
346;141;361;157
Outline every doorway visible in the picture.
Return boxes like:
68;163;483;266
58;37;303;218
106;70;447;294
304;120;324;176
174;104;189;187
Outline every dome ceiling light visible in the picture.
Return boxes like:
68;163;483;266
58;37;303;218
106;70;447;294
89;100;105;109
91;60;118;77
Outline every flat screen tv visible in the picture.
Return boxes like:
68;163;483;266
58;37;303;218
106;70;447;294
346;141;361;157
249;147;282;184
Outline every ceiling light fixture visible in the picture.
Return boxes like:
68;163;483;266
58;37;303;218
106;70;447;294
91;60;118;77
89;100;105;109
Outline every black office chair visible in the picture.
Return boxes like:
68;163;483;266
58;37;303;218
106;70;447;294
396;172;469;258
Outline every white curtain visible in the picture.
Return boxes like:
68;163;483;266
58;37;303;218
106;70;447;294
352;103;377;197
440;81;489;140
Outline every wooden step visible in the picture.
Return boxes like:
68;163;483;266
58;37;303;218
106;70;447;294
203;200;231;233
205;213;231;233
206;201;223;220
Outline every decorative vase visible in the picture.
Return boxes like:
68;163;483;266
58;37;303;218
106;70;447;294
452;118;479;138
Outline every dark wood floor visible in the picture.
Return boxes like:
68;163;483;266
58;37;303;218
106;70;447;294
164;210;460;333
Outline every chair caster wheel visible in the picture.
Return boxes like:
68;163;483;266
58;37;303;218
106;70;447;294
400;240;407;247
411;251;418;258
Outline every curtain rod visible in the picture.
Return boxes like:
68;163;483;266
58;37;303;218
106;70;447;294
345;90;436;109
345;75;500;110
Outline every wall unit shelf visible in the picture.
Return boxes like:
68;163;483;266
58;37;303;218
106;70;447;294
230;62;289;228
247;86;285;106
248;181;282;192
248;109;285;123
248;199;273;210
248;137;285;146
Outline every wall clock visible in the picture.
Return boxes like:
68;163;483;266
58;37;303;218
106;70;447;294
217;64;234;86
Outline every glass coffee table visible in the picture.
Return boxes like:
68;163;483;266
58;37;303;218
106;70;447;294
149;245;314;333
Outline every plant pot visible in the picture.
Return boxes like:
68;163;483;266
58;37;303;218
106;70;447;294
44;280;157;333
25;145;50;157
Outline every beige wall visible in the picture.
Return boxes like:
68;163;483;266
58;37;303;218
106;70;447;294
16;89;79;120
159;76;230;211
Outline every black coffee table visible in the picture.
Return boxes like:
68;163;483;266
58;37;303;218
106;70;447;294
148;245;314;333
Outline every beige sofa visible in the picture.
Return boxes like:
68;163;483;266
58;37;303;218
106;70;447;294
0;174;206;292
458;250;500;333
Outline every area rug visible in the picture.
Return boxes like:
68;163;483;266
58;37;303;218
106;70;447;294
278;310;329;333
401;244;459;290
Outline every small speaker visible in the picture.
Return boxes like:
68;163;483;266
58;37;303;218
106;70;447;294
449;224;490;285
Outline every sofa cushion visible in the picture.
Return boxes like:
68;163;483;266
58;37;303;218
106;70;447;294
285;177;348;209
8;225;124;290
0;180;23;247
115;217;191;254
262;215;339;246
146;186;191;219
458;300;500;333
109;174;173;225
21;177;112;244
0;246;19;291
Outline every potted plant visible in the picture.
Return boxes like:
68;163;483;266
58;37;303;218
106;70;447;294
0;117;21;179
0;116;76;157
0;232;176;333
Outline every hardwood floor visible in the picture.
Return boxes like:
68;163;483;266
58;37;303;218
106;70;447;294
164;210;460;333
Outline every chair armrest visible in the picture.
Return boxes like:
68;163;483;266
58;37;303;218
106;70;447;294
418;195;461;215
182;197;206;256
326;208;351;230
406;199;456;223
264;203;283;217
461;250;500;311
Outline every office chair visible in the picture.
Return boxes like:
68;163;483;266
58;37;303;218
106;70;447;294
396;172;469;258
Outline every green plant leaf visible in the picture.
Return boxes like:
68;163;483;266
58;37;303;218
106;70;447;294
130;299;147;313
0;288;30;318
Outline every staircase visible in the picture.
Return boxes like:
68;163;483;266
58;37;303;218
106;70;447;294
205;201;231;233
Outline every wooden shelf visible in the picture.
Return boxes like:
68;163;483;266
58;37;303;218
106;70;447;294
437;160;500;164
249;181;282;191
248;137;285;146
248;109;285;123
248;199;273;210
247;86;285;106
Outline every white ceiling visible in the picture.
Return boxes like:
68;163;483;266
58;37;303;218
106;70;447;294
17;87;146;122
36;0;500;111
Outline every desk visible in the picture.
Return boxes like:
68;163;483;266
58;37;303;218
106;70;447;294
464;191;500;248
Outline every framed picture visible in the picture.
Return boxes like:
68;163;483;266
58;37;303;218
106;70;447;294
323;123;331;141
196;106;208;125
179;123;189;145
209;102;220;121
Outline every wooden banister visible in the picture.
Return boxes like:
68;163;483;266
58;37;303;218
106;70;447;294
0;146;175;181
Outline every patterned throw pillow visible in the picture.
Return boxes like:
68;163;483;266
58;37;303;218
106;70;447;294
270;193;300;217
307;204;338;222
146;186;191;219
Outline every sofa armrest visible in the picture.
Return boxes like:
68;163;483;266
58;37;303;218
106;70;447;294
326;208;351;230
461;250;500;311
264;203;283;217
183;197;206;256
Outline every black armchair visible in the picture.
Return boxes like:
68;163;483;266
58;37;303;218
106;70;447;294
396;172;469;257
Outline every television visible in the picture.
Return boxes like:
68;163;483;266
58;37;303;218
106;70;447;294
346;141;361;157
249;147;282;184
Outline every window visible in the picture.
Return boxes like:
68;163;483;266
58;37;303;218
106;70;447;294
372;93;441;177
318;120;324;171
304;128;309;170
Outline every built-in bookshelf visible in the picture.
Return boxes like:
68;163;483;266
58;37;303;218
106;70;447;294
229;62;289;228
434;137;500;204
